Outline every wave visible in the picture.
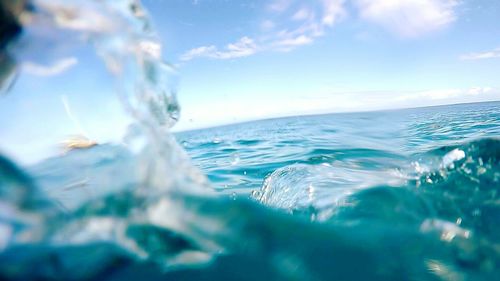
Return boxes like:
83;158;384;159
1;138;498;280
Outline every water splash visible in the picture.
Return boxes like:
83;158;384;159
1;0;209;267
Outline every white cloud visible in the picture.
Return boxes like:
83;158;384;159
23;57;78;76
321;0;347;26
180;46;218;61
414;89;462;100
222;37;258;58
181;1;349;62
274;35;313;49
268;0;292;12
292;8;311;21
180;37;258;61
179;0;464;62
355;0;459;38
266;0;345;52
460;47;500;60
396;87;494;101
467;87;493;95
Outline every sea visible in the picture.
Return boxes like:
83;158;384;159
1;101;499;280
0;1;499;280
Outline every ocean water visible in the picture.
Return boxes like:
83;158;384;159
1;1;500;280
177;102;500;194
3;102;500;280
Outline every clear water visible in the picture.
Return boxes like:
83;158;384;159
178;102;500;193
1;1;500;280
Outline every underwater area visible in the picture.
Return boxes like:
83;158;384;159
0;1;499;280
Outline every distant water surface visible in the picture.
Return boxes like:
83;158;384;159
177;101;500;194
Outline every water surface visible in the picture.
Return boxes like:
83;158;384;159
0;1;499;280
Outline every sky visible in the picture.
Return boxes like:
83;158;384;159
1;0;500;164
139;0;500;131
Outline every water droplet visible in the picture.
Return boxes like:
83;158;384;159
442;149;465;167
251;190;261;199
230;153;240;165
477;167;486;175
472;209;481;217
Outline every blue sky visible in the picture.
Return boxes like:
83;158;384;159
1;0;500;164
140;0;500;130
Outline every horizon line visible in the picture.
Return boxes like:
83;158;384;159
173;99;500;133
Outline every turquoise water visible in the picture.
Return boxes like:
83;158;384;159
178;102;500;193
2;102;499;280
1;1;499;280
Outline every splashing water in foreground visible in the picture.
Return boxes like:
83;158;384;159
0;1;499;280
